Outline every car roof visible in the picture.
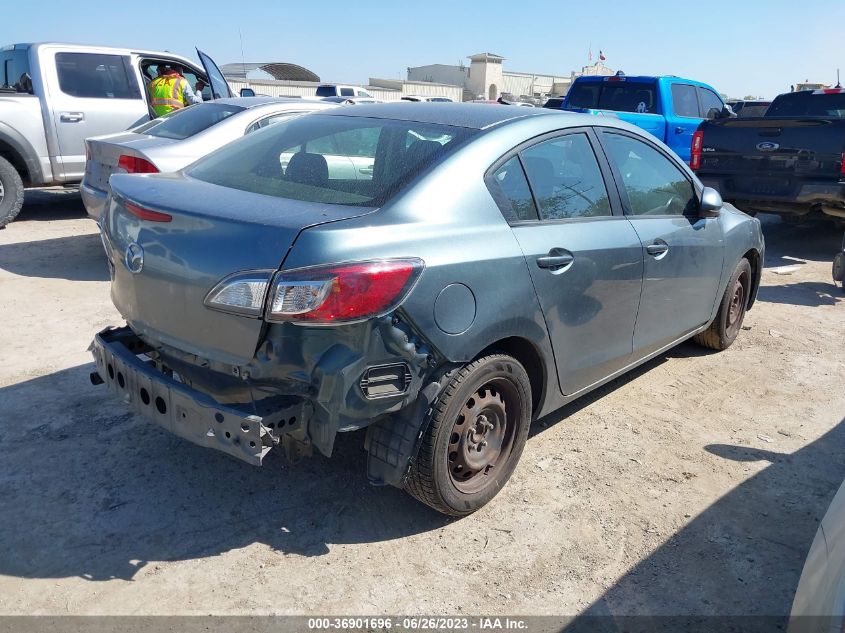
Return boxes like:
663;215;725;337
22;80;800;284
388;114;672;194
316;102;559;129
19;42;197;65
210;96;321;108
573;74;712;87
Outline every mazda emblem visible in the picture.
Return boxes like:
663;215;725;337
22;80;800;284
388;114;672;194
125;243;144;274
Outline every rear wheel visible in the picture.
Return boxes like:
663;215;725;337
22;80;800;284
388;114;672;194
405;353;532;516
694;258;752;351
0;156;24;228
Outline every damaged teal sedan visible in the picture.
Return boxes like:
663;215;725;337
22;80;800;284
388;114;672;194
91;103;764;515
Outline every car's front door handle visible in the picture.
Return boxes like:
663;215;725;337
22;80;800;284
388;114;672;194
60;111;85;122
537;252;574;270
646;242;669;256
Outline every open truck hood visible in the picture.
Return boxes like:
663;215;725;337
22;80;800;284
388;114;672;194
101;172;375;365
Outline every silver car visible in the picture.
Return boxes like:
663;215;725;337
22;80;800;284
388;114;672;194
80;97;336;220
790;479;845;632
91;103;764;516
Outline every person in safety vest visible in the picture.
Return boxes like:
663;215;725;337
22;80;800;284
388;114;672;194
149;64;201;116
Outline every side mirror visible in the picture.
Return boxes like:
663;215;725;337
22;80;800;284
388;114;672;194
239;87;255;98
718;104;735;119
699;187;722;217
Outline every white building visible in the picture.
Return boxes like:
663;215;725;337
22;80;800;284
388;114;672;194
407;53;615;101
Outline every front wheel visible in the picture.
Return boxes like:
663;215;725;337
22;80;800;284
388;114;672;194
405;353;532;516
0;156;24;228
694;258;752;351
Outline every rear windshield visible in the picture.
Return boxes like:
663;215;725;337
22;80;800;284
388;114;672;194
146;102;245;140
766;92;845;117
736;104;770;117
315;86;336;97
567;81;658;114
187;114;475;207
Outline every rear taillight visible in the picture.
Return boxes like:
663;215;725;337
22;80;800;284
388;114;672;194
123;200;172;223
690;130;704;171
117;155;159;174
204;271;272;316
840;151;845;178
266;259;424;324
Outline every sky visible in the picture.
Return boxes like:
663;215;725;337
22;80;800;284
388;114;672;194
3;0;844;99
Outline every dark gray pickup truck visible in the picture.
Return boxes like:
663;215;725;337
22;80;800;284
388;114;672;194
693;89;845;223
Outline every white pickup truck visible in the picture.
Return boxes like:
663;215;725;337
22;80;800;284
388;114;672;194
0;42;232;227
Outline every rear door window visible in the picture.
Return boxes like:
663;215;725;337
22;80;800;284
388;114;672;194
55;52;140;99
602;133;697;216
489;156;538;222
671;84;700;118
521;133;611;220
340;87;354;96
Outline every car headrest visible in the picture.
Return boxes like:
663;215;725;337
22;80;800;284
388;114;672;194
286;152;329;187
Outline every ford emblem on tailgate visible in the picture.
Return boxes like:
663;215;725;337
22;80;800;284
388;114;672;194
756;141;779;151
125;243;144;274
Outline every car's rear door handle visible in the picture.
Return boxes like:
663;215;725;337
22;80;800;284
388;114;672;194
537;251;574;270
674;126;685;134
60;111;85;122
646;242;669;256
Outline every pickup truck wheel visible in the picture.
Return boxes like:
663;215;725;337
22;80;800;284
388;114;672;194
694;258;752;351
404;353;531;516
0;156;24;228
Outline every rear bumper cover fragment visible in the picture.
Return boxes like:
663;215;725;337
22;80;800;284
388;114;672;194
92;326;275;465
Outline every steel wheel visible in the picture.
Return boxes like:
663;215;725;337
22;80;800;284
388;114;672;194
726;271;748;336
447;379;518;494
404;353;532;516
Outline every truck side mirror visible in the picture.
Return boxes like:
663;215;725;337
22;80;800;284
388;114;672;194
699;187;722;217
239;87;255;98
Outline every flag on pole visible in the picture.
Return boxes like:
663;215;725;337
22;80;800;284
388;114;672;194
599;50;606;61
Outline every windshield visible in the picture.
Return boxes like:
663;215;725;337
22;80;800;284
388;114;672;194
145;102;245;140
766;92;845;117
187;114;475;207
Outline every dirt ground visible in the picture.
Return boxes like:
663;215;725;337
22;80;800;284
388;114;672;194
0;189;843;617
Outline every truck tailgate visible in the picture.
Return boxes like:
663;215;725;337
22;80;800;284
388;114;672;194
697;117;845;194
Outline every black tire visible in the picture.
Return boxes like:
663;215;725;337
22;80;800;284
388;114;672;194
405;353;532;516
694;258;752;351
0;156;24;228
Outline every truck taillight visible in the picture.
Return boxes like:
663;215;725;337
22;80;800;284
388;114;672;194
117;155;159;174
840;151;845;178
266;259;424;325
690;130;704;171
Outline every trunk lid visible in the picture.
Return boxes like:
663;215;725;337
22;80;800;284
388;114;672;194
697;117;845;195
85;134;177;192
102;172;375;364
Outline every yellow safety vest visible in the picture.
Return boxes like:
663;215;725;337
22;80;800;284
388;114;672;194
150;75;189;116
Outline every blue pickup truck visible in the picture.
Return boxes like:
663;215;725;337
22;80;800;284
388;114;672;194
560;74;729;164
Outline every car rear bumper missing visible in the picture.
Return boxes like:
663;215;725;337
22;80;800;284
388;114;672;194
91;326;306;465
